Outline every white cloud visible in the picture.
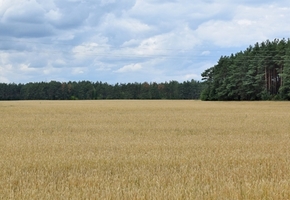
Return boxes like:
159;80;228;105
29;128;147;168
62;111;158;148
201;51;210;56
184;73;199;80
19;64;32;72
43;66;62;75
2;0;45;24
45;9;62;22
0;64;11;83
0;76;9;83
195;4;290;47
115;63;142;73
72;67;85;75
135;25;200;57
101;0;116;6
71;40;110;61
97;13;152;44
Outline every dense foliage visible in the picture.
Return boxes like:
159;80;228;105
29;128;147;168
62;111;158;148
201;38;290;100
0;80;202;100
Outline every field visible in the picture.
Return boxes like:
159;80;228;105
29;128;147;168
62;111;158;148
0;100;290;199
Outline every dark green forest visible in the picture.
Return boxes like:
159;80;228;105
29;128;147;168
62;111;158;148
0;80;202;100
201;38;290;100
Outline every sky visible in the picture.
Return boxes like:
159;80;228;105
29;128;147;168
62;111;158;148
1;0;290;84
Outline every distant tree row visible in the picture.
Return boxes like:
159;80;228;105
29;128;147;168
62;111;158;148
201;38;290;100
0;80;203;100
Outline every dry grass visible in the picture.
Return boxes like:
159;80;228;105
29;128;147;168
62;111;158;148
0;100;290;199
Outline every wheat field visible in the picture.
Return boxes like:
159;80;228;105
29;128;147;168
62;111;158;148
0;100;290;199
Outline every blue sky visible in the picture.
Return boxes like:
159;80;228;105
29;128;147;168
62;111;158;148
1;0;290;84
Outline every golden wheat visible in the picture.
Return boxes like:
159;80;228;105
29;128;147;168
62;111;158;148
0;100;290;199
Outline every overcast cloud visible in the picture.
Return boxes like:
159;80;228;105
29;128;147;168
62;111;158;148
1;0;290;83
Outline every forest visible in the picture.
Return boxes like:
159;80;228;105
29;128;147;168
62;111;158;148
201;38;290;100
0;80;202;100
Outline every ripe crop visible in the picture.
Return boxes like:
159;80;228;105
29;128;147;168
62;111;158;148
0;100;290;199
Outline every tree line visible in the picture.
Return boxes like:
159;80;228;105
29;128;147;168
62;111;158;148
201;38;290;100
0;80;203;100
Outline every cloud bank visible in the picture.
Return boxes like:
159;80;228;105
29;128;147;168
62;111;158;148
1;0;290;83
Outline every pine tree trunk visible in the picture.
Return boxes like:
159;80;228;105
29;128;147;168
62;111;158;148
281;65;283;87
